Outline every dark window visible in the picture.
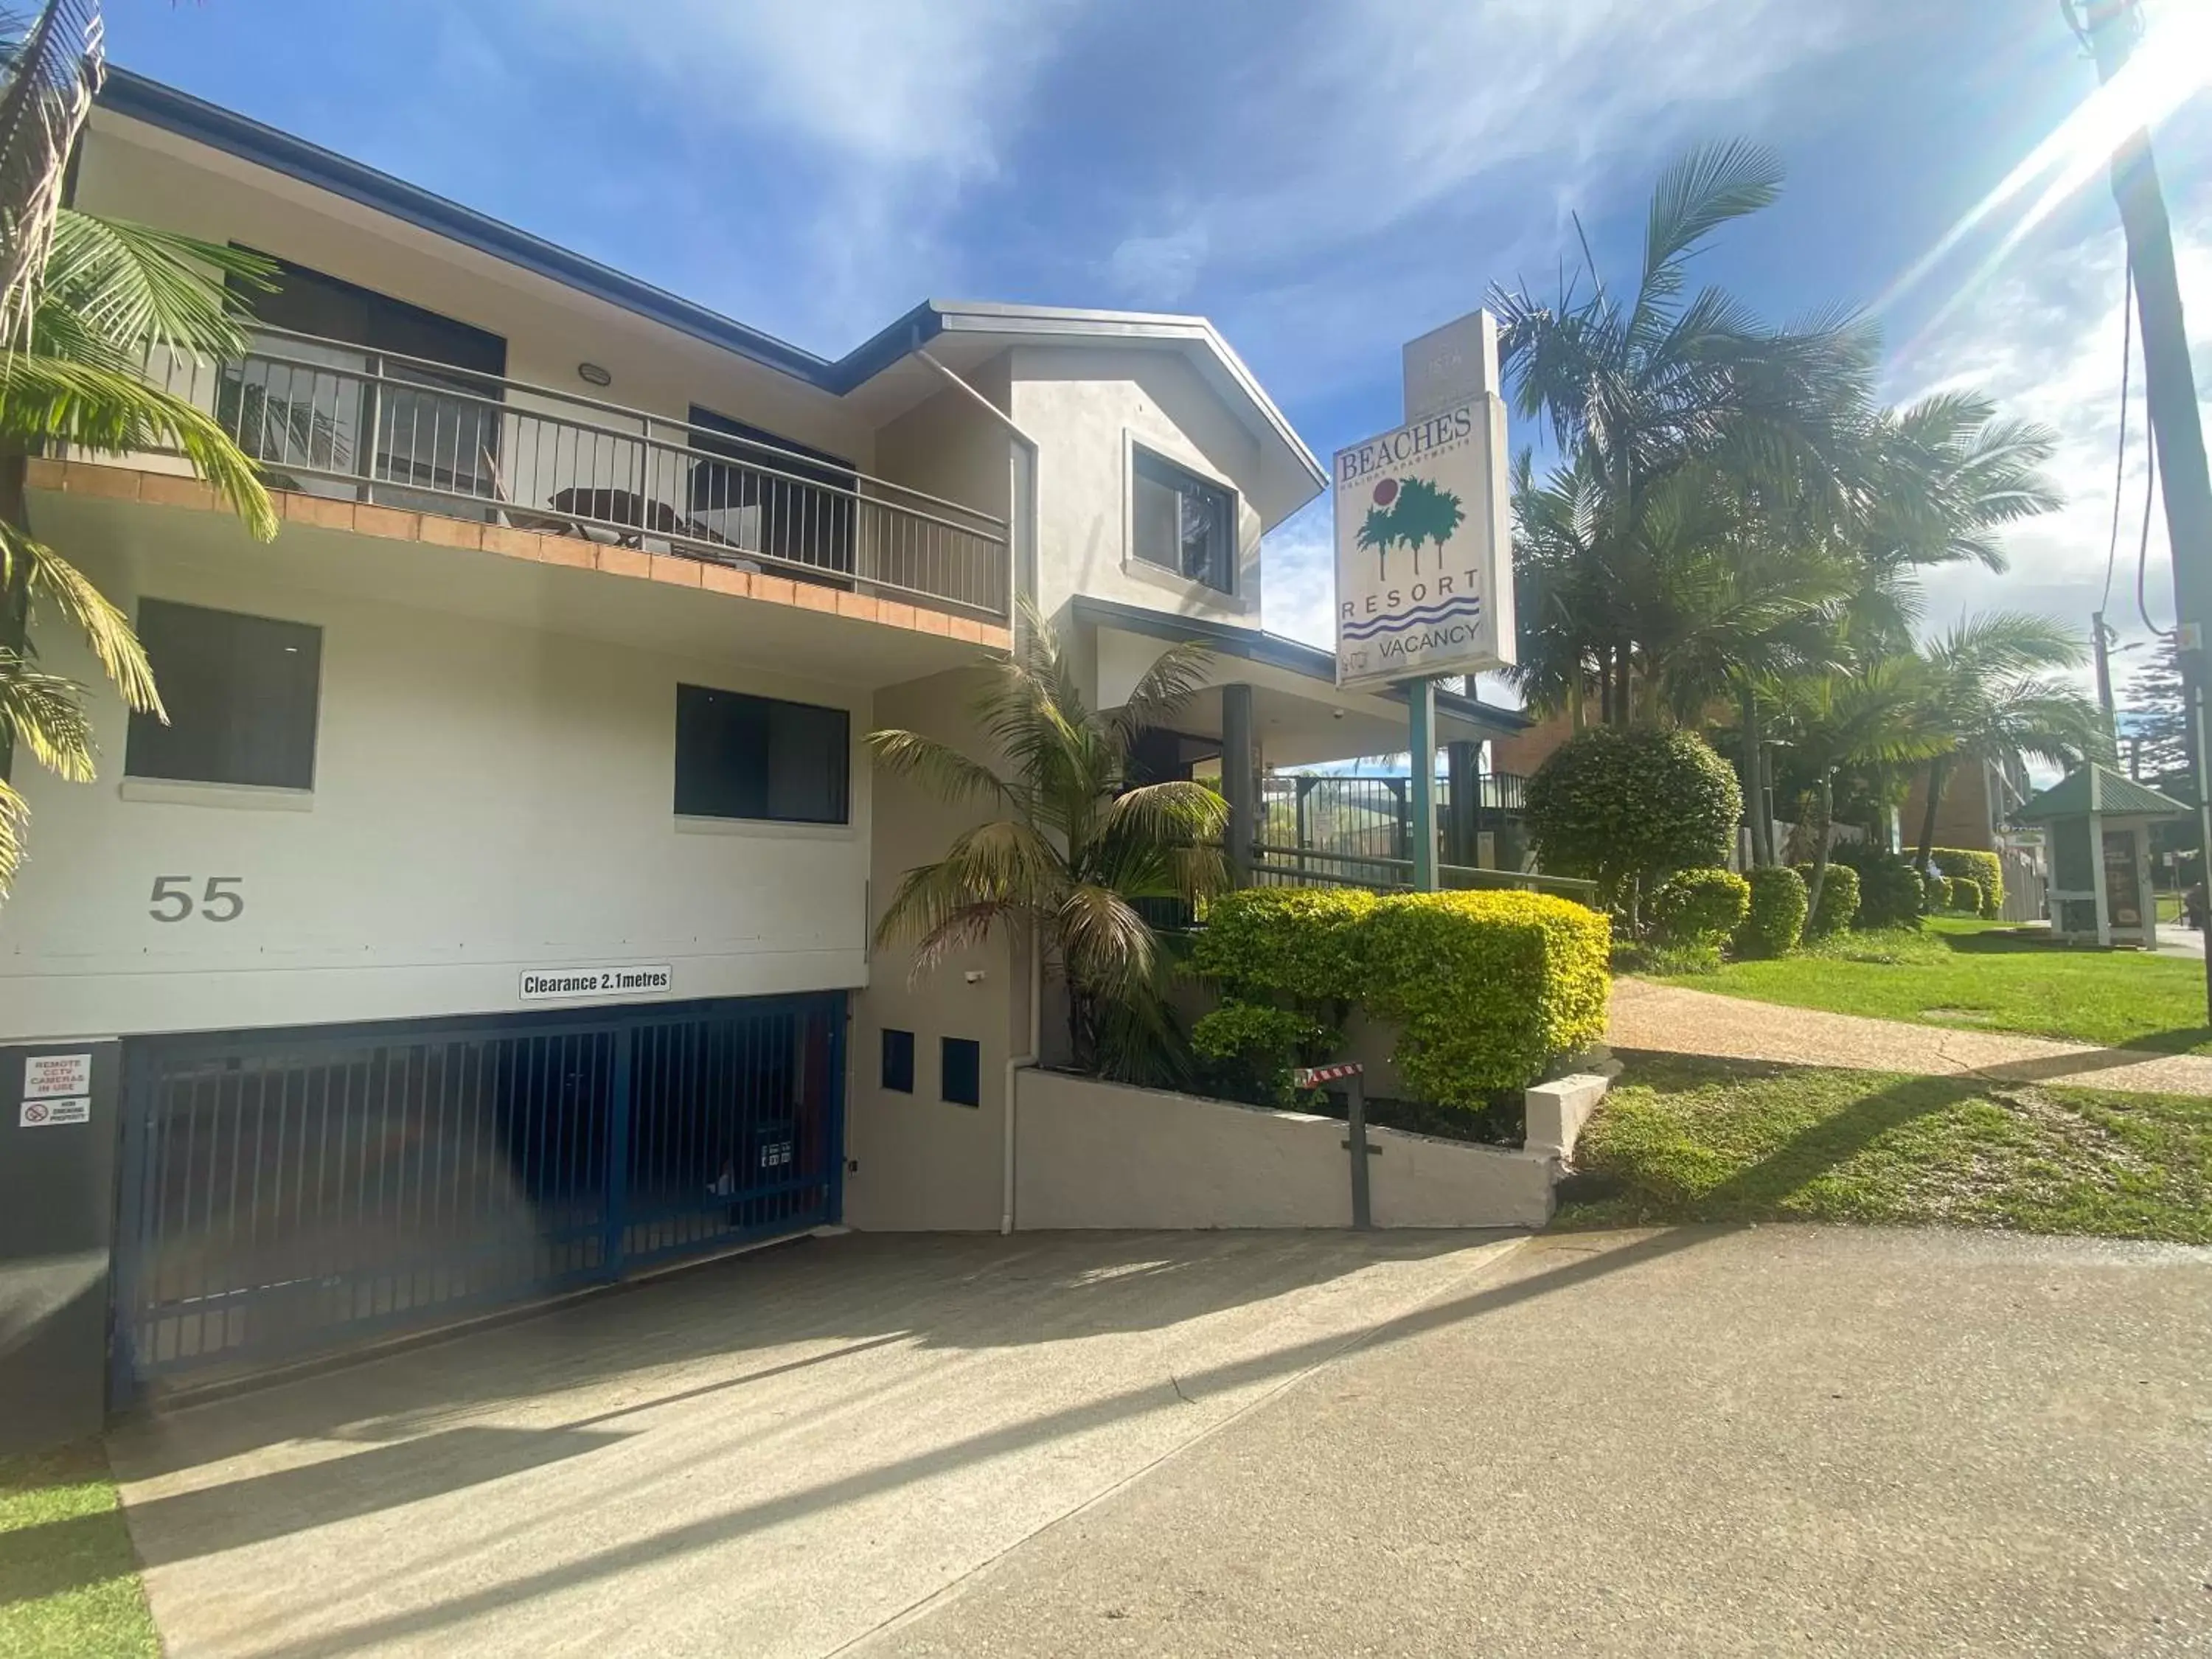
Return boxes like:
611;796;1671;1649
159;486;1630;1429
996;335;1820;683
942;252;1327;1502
1133;447;1234;593
125;600;321;790
675;684;849;824
941;1037;981;1108
881;1029;915;1093
688;406;858;577
224;254;507;502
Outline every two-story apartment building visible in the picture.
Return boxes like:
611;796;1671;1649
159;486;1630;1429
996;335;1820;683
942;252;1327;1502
0;69;1524;1420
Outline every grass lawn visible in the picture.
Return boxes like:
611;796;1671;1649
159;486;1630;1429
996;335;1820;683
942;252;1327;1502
0;1441;157;1658
1646;917;2212;1054
1557;1051;2212;1242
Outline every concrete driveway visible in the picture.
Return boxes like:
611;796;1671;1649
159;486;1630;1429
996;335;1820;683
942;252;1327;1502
107;1227;2212;1658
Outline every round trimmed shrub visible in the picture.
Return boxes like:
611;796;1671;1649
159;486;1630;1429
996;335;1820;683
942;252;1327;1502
1794;862;1861;938
1525;726;1743;910
1833;845;1924;929
1947;875;1983;914
1733;866;1809;958
1650;868;1751;947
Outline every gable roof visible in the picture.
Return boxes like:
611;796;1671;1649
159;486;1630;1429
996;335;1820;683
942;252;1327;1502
94;70;1326;509
2013;763;2189;822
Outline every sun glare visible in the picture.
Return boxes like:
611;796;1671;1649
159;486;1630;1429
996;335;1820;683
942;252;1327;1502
1878;3;2212;341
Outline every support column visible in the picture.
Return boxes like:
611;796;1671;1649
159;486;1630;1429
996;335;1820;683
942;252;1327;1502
1222;682;1256;887
1444;740;1481;869
1409;680;1438;891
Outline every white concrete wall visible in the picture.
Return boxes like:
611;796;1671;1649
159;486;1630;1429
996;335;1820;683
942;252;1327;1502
76;120;874;470
844;667;1025;1232
1011;346;1265;631
0;538;873;1043
1014;1070;1558;1231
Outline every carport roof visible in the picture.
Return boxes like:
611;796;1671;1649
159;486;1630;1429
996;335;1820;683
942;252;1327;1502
1069;596;1529;740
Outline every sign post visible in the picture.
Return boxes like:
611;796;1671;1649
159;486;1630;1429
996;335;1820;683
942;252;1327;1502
1333;310;1515;889
1292;1061;1372;1229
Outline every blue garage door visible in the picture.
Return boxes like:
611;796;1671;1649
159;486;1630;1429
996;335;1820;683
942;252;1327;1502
111;994;844;1399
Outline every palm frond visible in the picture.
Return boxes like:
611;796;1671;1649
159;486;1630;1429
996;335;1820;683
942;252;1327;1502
0;0;101;347
1102;637;1214;750
1642;140;1784;291
0;351;278;536
1056;882;1158;1000
864;727;1012;809
0;773;25;896
1099;778;1228;850
0;644;93;776
39;210;274;363
0;519;159;712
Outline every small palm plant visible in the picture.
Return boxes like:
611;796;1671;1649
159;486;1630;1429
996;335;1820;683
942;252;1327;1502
869;613;1229;1077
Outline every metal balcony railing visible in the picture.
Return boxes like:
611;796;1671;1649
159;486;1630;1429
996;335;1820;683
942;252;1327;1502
1246;844;1599;905
1259;771;1530;867
134;327;1012;622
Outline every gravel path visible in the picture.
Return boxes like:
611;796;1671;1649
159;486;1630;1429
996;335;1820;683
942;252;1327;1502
1610;977;2212;1096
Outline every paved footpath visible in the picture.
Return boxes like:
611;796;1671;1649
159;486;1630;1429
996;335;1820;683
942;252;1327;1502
1610;977;2212;1096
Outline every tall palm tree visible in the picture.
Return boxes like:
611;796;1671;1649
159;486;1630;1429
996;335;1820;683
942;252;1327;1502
1492;140;1879;724
869;613;1228;1077
1908;611;2107;869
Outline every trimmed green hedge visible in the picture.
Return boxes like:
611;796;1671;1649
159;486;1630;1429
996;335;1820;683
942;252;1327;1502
1650;868;1750;947
1734;866;1808;958
1947;875;1984;914
1196;886;1611;1108
1189;1001;1333;1108
1795;862;1861;937
1932;848;2005;919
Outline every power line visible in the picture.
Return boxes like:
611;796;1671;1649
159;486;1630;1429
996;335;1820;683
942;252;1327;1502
2101;260;2134;613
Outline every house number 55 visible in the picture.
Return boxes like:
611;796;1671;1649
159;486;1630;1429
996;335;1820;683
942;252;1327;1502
150;876;245;923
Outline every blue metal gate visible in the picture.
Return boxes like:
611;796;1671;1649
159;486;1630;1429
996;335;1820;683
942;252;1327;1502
111;994;844;1399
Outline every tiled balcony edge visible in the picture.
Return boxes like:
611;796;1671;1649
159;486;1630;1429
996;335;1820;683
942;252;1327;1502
29;458;1012;650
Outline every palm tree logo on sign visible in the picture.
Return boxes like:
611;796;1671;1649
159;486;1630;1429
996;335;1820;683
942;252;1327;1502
1354;474;1467;581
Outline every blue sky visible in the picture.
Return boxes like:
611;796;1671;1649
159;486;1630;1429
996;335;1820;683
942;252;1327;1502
110;1;2212;698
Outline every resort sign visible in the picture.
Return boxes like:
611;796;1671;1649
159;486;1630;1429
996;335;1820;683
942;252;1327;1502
1332;316;1515;692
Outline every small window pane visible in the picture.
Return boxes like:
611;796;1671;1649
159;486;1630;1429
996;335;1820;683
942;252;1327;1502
942;1037;981;1107
675;684;849;824
881;1029;915;1093
125;599;321;789
1133;448;1234;593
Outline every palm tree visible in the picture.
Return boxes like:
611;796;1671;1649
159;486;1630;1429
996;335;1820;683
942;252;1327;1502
869;613;1229;1077
1908;611;2107;869
1775;660;1947;919
1491;140;1879;724
0;4;280;894
0;209;280;894
1355;504;1396;582
1393;476;1464;577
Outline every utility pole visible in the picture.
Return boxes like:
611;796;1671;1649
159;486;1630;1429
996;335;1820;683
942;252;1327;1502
2071;0;2212;1004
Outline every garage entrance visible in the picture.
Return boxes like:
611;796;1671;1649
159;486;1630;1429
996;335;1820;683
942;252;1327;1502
111;993;844;1399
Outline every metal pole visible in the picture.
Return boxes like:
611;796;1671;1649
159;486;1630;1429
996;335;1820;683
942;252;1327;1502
2076;0;2212;1014
2093;609;2118;745
1408;678;1438;891
1222;682;1256;888
1344;1070;1372;1231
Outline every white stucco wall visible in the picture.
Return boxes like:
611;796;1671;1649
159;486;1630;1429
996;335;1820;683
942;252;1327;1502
1014;1070;1559;1231
844;667;1026;1232
0;535;874;1043
1011;346;1266;630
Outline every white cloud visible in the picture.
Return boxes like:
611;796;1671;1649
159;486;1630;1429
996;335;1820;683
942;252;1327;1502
1896;205;2212;680
1108;222;1209;305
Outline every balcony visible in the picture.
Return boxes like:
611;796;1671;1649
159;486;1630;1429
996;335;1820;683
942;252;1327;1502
133;327;1012;625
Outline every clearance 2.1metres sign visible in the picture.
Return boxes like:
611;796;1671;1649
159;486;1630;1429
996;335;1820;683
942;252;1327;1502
1332;392;1514;692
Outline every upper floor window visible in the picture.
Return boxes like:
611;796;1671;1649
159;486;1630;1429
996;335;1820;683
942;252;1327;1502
674;684;850;825
1133;447;1234;594
125;600;322;791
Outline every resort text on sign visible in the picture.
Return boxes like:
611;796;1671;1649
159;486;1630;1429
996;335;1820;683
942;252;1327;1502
1332;393;1514;692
